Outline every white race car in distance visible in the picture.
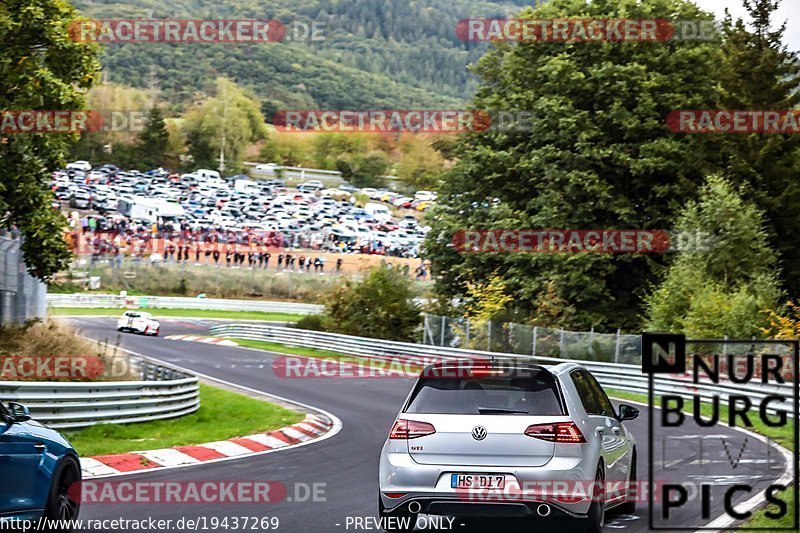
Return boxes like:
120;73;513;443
117;311;160;336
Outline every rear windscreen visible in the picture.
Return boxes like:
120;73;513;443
405;371;565;415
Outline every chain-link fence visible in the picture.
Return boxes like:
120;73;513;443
0;231;47;324
421;313;642;364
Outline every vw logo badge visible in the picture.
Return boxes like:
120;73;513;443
472;426;487;441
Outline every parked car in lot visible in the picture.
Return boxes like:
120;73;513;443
378;361;639;532
53;186;72;201
298;180;324;192
0;401;81;529
52;161;434;258
66;160;91;172
69;191;91;209
254;163;278;172
116;311;160;336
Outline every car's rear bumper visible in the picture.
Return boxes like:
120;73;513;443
381;496;581;518
379;448;600;516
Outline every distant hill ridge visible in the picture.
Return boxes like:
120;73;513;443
73;0;531;110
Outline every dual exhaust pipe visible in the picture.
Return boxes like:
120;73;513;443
404;500;550;517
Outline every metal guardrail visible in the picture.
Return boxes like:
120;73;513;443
47;293;323;315
0;357;200;429
210;324;796;415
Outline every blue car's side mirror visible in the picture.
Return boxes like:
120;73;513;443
6;402;31;423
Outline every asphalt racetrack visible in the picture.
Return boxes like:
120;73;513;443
68;317;790;533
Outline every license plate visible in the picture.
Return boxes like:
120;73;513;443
450;474;505;489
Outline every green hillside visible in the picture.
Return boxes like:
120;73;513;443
73;0;530;109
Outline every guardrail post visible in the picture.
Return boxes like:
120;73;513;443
614;328;621;363
532;326;538;357
440;315;446;347
422;314;428;344
488;321;492;352
559;329;565;357
465;319;470;348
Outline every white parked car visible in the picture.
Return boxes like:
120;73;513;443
116;311;160;336
298;180;324;192
66;160;92;172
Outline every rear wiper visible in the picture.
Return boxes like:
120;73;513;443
478;407;529;415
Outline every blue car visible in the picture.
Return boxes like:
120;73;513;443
0;402;81;530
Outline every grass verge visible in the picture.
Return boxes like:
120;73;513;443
607;388;796;529
65;383;304;456
50;307;303;322
233;338;355;360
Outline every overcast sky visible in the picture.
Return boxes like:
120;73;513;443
693;0;800;51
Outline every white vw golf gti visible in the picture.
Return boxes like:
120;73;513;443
379;360;639;532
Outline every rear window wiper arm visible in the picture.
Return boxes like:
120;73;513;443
478;407;529;414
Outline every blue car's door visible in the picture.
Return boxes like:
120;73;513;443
0;413;46;514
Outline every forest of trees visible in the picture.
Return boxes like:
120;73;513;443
424;0;800;337
71;0;529;109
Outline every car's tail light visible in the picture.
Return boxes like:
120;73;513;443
524;422;586;443
389;419;436;439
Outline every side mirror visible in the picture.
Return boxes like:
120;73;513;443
6;402;31;423
617;404;639;422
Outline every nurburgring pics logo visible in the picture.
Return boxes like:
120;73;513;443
643;333;799;530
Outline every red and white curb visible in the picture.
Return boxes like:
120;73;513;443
80;413;333;479
165;334;239;346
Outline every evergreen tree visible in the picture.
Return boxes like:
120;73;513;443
136;106;169;168
424;0;723;330
645;175;781;338
715;0;800;296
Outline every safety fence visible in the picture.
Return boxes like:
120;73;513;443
0;232;47;324
0;357;199;429
210;323;796;415
423;313;642;364
47;293;323;315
